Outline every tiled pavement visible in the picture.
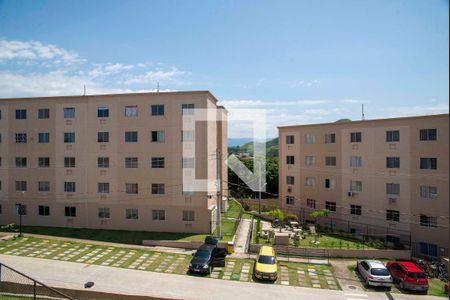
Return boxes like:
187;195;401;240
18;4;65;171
0;237;340;290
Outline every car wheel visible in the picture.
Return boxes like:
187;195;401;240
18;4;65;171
399;280;405;290
209;266;213;274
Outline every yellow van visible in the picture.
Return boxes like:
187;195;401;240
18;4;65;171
254;246;277;281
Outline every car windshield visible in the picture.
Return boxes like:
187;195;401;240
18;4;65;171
408;272;426;279
370;268;390;276
194;250;210;259
258;255;276;264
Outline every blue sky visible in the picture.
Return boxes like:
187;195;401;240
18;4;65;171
0;0;448;137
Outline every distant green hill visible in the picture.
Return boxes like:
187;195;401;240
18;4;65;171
228;137;279;157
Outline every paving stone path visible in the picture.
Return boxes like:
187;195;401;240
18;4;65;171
280;266;290;285
222;260;235;280
239;263;251;282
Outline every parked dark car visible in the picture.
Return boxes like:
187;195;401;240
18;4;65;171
189;244;227;274
386;261;428;292
204;236;219;246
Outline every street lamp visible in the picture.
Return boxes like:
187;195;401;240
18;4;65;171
16;203;26;237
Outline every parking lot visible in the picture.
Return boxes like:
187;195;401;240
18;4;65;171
0;237;340;290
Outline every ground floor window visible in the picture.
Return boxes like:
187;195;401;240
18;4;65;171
325;201;336;212
38;205;50;216
182;210;195;221
98;207;110;219
65;206;76;217
285;196;294;205
126;208;138;219
152;209;166;221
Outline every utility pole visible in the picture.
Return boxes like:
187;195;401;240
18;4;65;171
258;161;262;215
216;148;222;239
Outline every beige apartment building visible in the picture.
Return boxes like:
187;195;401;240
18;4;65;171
279;114;449;258
0;91;227;234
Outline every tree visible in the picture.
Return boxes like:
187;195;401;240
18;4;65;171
268;208;284;232
309;209;330;244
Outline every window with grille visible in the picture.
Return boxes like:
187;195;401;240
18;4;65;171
181;104;195;115
64;157;76;168
97;132;109;143
38;205;50;216
125;183;138;194
15;133;27;144
97;182;110;193
15;181;27;192
420;186;437;199
125;157;138;168
124;106;138;117
286;135;295;144
286;176;295;185
126;208;139;219
325;133;336;144
64;182;76;192
38;132;50;143
350;132;362;143
350;205;362;215
420;215;437;227
386;130;400;142
65;206;76;217
420;129;437;141
125;131;138;142
350;180;362;192
305;156;315;166
38;181;50;192
98;208;110;219
420;158;437;170
152;210;166;220
182;210;195;221
97;107;109;118
97;157;110;168
152;183;165;195
386;183;400;195
305;134;315;144
64;132;75;143
325;156;336;166
325;201;336;212
306;198;316;208
285;196;295;205
350;156;362;167
15;157;27;168
286;156;295;165
151;157;165;168
386;210;400;222
386;157;400;168
38;108;50;119
151;105;165;116
15;109;27;120
305;177;315;187
64;108;75;119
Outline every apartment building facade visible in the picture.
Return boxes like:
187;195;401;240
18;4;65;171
0;91;227;234
279;114;449;257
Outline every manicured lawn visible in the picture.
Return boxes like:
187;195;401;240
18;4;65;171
0;226;209;245
0;236;340;291
256;232;379;249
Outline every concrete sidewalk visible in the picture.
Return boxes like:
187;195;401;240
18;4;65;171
0;255;346;300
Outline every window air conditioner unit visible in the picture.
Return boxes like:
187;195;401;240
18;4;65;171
389;197;397;203
348;191;354;197
287;186;292;193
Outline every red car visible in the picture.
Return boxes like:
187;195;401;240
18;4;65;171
386;261;428;292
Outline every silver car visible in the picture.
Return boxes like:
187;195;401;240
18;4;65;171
357;260;393;287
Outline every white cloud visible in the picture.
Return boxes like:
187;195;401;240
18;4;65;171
0;39;187;97
288;79;321;88
123;67;186;85
0;39;83;64
383;104;449;117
